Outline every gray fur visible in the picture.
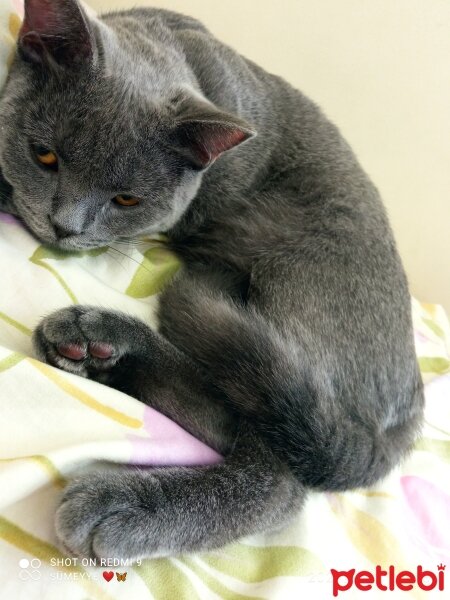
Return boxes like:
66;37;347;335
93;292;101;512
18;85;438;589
0;0;423;560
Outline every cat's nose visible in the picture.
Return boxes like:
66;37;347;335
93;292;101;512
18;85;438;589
50;209;85;239
51;222;78;240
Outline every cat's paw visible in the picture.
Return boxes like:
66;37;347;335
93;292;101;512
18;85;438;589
33;306;149;378
55;472;167;560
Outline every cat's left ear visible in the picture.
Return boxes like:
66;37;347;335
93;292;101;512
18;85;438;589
18;0;95;68
170;99;257;169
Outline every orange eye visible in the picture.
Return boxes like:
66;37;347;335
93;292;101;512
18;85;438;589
35;147;58;170
113;194;140;207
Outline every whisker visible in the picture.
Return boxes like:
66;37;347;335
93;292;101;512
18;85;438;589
107;245;154;276
116;236;166;247
113;240;143;247
104;250;130;274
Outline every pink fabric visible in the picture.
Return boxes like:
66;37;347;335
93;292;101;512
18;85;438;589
12;0;24;18
127;405;222;466
0;212;21;225
401;475;450;564
399;375;450;564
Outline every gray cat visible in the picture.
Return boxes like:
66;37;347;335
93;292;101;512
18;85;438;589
0;0;423;560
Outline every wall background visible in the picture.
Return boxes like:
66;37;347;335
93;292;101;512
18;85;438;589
88;0;450;312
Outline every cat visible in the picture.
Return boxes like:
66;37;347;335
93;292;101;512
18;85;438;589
0;0;424;561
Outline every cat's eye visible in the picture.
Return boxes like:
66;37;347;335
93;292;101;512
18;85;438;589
34;146;58;171
113;194;140;207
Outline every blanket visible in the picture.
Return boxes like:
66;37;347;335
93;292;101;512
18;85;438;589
1;3;450;599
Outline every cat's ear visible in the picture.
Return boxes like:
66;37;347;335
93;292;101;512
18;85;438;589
18;0;95;68
170;99;256;169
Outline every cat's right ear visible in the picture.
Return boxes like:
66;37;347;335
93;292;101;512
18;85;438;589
18;0;95;69
169;98;256;170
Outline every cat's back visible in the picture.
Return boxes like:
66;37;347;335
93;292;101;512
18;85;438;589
97;6;393;242
100;7;211;39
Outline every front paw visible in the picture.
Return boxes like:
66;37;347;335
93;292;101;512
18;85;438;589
33;306;150;378
55;471;167;560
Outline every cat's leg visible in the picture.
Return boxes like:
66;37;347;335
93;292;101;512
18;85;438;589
55;427;304;559
158;273;423;491
33;306;237;453
34;306;304;559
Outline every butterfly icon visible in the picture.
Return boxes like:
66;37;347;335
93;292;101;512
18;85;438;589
116;572;127;582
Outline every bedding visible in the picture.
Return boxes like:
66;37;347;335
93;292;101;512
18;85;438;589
1;210;449;600
1;3;450;599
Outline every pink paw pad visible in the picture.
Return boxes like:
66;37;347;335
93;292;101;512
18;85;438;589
88;342;114;359
57;343;87;361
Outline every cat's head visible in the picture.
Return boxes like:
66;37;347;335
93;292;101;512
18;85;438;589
0;0;255;249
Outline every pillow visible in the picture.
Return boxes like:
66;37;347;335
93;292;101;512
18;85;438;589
0;0;22;88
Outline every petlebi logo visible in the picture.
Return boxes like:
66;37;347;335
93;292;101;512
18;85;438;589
331;564;446;596
18;558;42;581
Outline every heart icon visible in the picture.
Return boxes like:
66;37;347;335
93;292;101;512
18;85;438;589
103;571;114;582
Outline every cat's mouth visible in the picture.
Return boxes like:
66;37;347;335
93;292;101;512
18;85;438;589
24;218;113;251
45;231;119;252
12;202;146;252
7;199;107;251
56;238;110;251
